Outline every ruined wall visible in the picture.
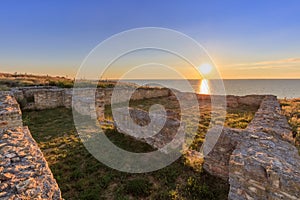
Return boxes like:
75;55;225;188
229;131;300;200
0;92;23;129
72;88;105;120
114;107;180;151
226;95;265;108
0;92;62;200
174;92;266;108
203;95;300;200
34;89;65;109
202;127;241;180
12;86;170;111
102;87;170;105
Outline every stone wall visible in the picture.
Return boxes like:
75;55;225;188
101;87;170;105
11;86;170;111
0;92;23;129
114;107;180;151
72;88;105;120
11;86;265;111
0;92;62;200
172;92;265;108
202;127;242;180
229;131;300;200
203;95;300;200
34;89;65;110
226;95;265;108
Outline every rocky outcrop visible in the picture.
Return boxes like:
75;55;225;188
0;92;62;200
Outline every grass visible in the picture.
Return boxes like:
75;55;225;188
0;84;10;91
22;97;258;200
280;98;300;154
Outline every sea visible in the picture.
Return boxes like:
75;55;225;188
123;79;300;99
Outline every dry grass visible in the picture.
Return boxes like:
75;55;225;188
280;98;300;153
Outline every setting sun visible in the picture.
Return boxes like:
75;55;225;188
198;64;212;76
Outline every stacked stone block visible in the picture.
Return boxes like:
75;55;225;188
0;92;62;200
203;95;300;199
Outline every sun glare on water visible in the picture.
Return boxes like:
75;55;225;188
197;63;212;94
199;79;210;94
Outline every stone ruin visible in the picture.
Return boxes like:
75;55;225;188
0;86;170;199
117;94;300;199
203;96;300;200
0;92;62;199
0;86;300;199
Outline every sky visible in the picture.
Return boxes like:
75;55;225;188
0;0;300;79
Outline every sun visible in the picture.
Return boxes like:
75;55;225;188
198;63;212;75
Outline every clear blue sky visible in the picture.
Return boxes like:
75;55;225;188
0;0;300;78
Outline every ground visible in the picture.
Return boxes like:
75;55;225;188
23;97;258;200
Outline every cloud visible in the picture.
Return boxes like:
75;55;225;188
226;57;300;70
